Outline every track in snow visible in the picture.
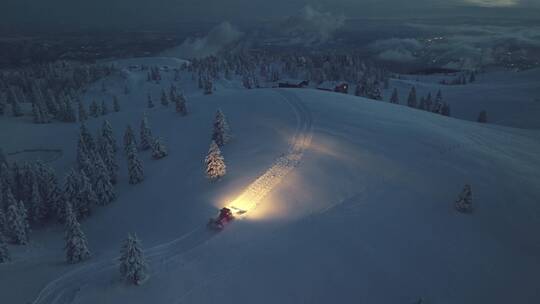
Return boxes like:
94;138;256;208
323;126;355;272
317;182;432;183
32;89;312;304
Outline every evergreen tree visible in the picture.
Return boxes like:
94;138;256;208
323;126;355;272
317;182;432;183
127;144;144;185
89;100;99;117
469;72;476;83
6;203;28;245
77;171;96;218
101;99;108;116
119;234;148;285
389;88;399;104
98;135;118;184
477;110;487;123
64;202;91;263
101;120;117;152
212;110;231;147
124;125;137;154
455;184;473;213
0;233;10;263
80;123;96;152
78;100;88;122
64;97;77;122
175;94;188;116
205;141;226;180
92;155;116;205
113;96;120;112
435;89;443;104
30;181;47;223
139;115;153;151
147;94;154;109
151;137;168;160
407;86;417;108
160;89;169;107
34;161;60;219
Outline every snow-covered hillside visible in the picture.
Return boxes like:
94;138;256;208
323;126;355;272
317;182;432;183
390;68;540;129
1;57;540;304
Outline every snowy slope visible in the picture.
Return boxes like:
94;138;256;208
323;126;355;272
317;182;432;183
1;58;540;304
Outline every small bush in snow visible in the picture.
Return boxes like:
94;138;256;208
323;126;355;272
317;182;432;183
455;184;473;213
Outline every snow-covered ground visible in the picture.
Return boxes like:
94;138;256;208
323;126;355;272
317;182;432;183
1;57;540;304
390;68;540;129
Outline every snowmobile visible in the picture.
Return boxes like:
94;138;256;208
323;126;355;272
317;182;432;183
207;207;235;230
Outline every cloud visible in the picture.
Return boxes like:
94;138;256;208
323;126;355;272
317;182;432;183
164;22;243;59
369;23;540;69
279;5;345;44
462;0;519;7
369;38;423;63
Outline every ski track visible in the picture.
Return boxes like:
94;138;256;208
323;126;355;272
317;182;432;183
31;88;313;304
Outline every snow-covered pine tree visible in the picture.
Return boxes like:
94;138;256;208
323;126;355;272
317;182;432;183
30;181;47;223
407;86;417;108
435;89;443;104
127;143;144;184
64;202;91;263
139;115;153;151
113;96;120;112
147;94;154;109
119;233;148;285
98;120;116;153
98;134;119;184
205;141;226;180
92;155;116;205
64;97;77;122
455;184;473;213
390;88;399;104
78;100;88;122
89;100;99;117
160;89;169;107
76;171;96;218
212;110;231;147
6;203;28;245
151;137;168;159
124;125;137;154
175;93;188;116
477;110;487;123
0;233;10;263
80;123;96;152
32;101;43;123
101;99;108;116
34;161;60;219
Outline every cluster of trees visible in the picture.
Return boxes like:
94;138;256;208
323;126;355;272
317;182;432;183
78;96;120;122
387;87;451;116
148;84;188;115
184;52;389;94
439;71;477;86
0;61;116;123
205;110;230;181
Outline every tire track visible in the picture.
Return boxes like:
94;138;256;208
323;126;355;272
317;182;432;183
32;88;312;304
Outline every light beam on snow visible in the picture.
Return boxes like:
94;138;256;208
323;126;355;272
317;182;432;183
224;90;313;219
